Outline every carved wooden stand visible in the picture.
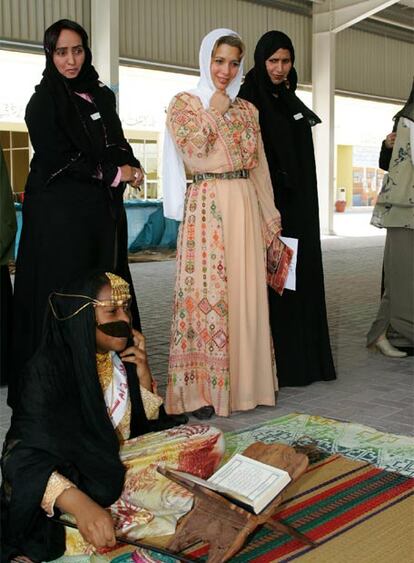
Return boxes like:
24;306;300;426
158;442;315;563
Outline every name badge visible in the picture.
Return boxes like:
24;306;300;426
91;112;101;121
293;113;303;120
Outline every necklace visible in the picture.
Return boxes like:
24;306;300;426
96;352;113;391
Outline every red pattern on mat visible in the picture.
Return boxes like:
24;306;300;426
278;467;390;518
184;458;414;562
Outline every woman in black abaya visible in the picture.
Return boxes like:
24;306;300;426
1;271;222;561
10;20;143;407
239;31;336;386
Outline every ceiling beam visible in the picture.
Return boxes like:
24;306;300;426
313;0;400;33
370;13;414;30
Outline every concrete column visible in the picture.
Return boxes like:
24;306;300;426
91;0;120;105
312;30;336;235
311;0;398;234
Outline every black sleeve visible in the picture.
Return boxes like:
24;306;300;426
379;140;392;171
0;365;75;560
1;364;124;560
25;90;101;185
97;86;141;185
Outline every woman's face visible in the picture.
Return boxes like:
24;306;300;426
265;48;292;85
210;43;242;91
95;284;131;354
53;28;85;79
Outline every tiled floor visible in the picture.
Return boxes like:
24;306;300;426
1;233;413;443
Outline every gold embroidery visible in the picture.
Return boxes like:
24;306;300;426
116;400;132;443
96;352;113;391
141;386;163;420
96;353;132;442
41;471;76;516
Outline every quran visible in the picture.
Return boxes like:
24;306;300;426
166;453;291;514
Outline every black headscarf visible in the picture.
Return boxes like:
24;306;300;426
239;31;320;191
394;78;414;124
37;19;138;169
0;270;151;561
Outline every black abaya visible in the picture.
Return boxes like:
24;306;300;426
239;31;336;386
1;270;189;561
265;100;335;386
10;74;141;407
1;346;150;561
0;266;13;386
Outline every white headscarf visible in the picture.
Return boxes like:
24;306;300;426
162;28;245;221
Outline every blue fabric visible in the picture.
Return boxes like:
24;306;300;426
14;200;180;256
124;205;157;250
129;207;165;252
14;203;23;260
159;218;180;249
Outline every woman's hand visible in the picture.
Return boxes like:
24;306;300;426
75;498;116;549
209;90;231;115
55;488;116;549
120;164;144;188
384;132;396;149
120;328;152;390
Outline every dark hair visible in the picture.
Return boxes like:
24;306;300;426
30;270;110;401
18;271;117;449
43;18;89;55
212;35;245;58
394;78;414;124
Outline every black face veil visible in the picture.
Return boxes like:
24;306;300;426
97;320;131;338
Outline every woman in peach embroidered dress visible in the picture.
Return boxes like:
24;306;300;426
163;29;284;418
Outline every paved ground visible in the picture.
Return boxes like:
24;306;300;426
1;223;413;444
130;234;413;436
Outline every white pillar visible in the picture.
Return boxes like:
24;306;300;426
311;0;399;234
312;30;336;235
91;0;120;106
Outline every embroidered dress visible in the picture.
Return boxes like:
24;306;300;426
166;92;279;417
61;354;224;553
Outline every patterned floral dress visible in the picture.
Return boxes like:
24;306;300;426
166;93;281;417
61;355;225;554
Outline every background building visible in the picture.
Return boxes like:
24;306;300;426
0;0;412;232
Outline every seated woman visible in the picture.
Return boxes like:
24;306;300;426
0;271;224;561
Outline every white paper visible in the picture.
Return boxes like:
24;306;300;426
164;453;291;514
209;454;289;503
280;236;298;291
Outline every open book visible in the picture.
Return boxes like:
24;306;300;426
165;453;291;514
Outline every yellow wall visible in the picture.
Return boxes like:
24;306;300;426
337;145;353;208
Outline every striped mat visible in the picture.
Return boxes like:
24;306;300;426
102;453;414;562
183;454;414;562
57;414;414;562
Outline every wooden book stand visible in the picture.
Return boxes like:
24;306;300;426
158;442;315;563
